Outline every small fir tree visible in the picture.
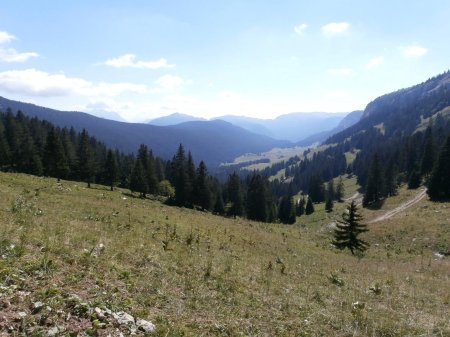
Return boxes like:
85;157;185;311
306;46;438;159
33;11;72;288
305;197;314;215
336;176;345;202
296;196;306;216
333;201;369;255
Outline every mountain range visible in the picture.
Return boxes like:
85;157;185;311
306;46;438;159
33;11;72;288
0;97;290;167
149;111;357;143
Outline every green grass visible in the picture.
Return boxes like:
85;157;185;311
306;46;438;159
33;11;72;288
0;172;449;336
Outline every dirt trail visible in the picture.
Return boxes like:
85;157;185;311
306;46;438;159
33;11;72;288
367;189;427;224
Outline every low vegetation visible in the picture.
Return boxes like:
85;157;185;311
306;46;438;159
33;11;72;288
1;172;449;336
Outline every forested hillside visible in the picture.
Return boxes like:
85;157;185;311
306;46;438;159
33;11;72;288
0;96;291;167
254;72;450;205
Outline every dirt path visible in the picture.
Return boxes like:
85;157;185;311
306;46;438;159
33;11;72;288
345;192;363;206
367;188;427;224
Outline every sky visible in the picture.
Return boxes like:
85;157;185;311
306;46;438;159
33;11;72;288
0;0;449;122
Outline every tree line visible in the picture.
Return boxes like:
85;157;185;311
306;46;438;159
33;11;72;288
0;109;311;224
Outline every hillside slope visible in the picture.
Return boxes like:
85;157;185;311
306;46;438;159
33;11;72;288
0;172;448;336
0;96;291;167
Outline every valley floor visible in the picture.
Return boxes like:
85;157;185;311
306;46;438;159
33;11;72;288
0;173;449;336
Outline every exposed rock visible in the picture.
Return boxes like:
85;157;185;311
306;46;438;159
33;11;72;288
31;301;44;313
113;311;135;326
136;318;156;333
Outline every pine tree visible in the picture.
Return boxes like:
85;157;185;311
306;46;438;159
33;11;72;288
407;166;421;189
384;159;399;196
104;149;119;191
326;180;335;201
186;152;196;205
194;161;211;210
77;129;95;188
246;174;268;222
336;176;345;202
278;195;296;224
0;118;10;167
427;135;450;200
213;192;226;215
138;144;158;195
130;160;148;197
227;172;244;217
363;153;384;207
171;144;189;206
305;197;314;215
44;127;69;181
308;175;325;203
333;201;369;255
420;127;436;176
296;196;305;216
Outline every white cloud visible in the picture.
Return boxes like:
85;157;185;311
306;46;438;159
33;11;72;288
0;48;39;62
401;45;428;58
366;56;384;69
152;74;190;93
0;69;148;97
294;23;308;36
322;22;350;36
328;68;354;76
102;54;175;69
0;31;39;63
0;31;16;44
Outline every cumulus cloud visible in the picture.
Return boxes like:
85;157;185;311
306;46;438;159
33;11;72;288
0;31;39;63
328;68;354;76
102;54;175;69
0;48;39;62
155;75;189;90
0;69;148;97
0;31;16;44
294;23;308;36
366;56;384;69
322;22;350;36
401;45;428;57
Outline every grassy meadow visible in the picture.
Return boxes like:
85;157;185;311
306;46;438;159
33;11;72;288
0;172;449;336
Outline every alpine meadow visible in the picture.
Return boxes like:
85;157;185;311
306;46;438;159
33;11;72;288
0;1;449;336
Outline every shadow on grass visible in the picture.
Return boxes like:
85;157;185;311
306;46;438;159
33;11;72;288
364;199;385;210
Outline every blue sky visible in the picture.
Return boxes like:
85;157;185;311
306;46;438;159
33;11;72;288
0;0;449;121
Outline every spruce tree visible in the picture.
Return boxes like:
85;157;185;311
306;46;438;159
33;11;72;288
0;118;10;167
227;172;244;217
130;160;148;197
213;192;226;215
44;127;69;181
326;180;335;201
333;201;369;255
305;197;314;215
427;135;450;200
194;161;211;210
407;166;421;189
77;129;95;188
278;195;296;224
363;153;384;207
104;149;119;191
296;196;305;216
246;174;268;222
420;127;436;176
336;176;345;202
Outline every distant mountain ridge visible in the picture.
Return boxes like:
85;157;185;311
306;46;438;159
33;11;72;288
149;112;206;126
297;110;363;146
0;96;291;167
